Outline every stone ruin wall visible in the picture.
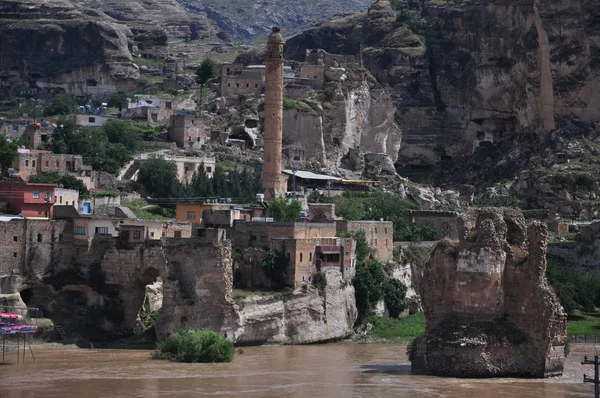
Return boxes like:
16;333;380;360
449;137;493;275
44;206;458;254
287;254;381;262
414;208;566;378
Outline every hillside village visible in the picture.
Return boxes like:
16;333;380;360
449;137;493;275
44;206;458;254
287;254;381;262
0;0;599;382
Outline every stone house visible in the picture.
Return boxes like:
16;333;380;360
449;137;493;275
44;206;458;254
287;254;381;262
411;210;460;240
15;149;85;181
336;220;394;262
121;96;173;124
220;64;264;97
135;151;215;183
21;124;54;148
176;203;252;227
168;114;205;148
73;217;192;241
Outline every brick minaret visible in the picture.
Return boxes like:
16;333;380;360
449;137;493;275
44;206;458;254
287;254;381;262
262;27;288;200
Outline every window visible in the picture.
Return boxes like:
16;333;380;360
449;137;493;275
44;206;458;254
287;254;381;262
13;236;17;242
174;231;182;238
133;231;141;240
375;228;377;233
25;160;29;167
300;253;303;262
37;234;42;242
56;160;59;167
13;253;17;258
74;227;86;235
32;160;35;167
187;211;195;220
32;191;39;199
88;117;96;123
309;252;312;262
45;192;52;201
374;238;378;246
150;232;155;238
166;101;172;110
206;167;212;173
45;161;49;168
59;196;63;204
385;239;388;246
95;227;108;235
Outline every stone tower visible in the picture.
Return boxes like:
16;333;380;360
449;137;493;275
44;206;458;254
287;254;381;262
262;27;288;200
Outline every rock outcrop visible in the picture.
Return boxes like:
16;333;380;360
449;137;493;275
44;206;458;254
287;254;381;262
411;208;566;378
285;0;600;178
0;0;141;99
157;249;358;345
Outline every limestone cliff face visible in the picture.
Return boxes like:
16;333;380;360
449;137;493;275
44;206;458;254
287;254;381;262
282;70;402;175
0;0;140;98
285;0;600;174
411;208;567;378
228;270;356;344
158;252;358;345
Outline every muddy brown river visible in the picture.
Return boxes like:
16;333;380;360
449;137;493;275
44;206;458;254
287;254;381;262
0;343;597;397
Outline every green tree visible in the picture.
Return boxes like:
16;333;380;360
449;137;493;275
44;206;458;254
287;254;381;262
28;172;89;197
344;230;371;263
353;260;386;321
195;58;216;108
268;198;302;222
260;249;289;287
138;156;181;198
382;278;408;317
0;135;18;177
43;94;78;116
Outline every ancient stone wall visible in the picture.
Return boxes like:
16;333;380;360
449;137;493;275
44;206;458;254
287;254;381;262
336;220;393;262
412;209;566;378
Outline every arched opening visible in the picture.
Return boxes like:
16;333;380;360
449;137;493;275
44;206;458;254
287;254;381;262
244;119;259;129
229;126;254;148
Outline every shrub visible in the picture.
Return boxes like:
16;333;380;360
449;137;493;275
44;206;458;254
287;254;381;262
154;329;234;363
382;278;408;317
260;250;289;287
546;257;600;314
313;271;327;291
353;260;386;321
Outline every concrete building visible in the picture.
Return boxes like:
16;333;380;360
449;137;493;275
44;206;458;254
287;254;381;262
168;114;205;148
73;114;116;127
263;27;288;200
73;217;192;241
0;181;56;218
121;96;173;124
54;188;79;208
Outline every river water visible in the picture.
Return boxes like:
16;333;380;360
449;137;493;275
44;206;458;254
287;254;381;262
0;343;597;397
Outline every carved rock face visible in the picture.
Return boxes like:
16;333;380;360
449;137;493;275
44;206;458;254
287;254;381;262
412;208;567;378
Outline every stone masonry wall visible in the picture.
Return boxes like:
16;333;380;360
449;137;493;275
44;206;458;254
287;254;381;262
412;208;566;378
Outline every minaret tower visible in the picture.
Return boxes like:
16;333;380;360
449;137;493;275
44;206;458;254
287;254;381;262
262;27;288;200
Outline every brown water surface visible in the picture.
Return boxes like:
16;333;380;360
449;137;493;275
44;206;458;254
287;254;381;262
0;343;597;397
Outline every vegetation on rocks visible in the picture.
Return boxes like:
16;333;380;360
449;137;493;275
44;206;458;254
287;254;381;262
154;329;234;363
0;135;18;177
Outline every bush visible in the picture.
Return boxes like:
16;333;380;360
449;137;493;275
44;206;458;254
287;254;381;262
353;260;386;321
260;250;289;287
313;271;327;291
546;257;600;314
382;278;408;317
154;329;234;363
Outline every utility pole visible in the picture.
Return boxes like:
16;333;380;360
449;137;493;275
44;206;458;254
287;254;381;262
582;355;600;398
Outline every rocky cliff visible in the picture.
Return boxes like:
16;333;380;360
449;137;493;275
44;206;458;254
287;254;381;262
157;247;358;344
285;0;600;180
410;208;566;378
0;219;356;344
281;68;402;175
0;0;142;99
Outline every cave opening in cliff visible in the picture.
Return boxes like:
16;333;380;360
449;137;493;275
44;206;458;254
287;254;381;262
229;126;254;149
20;286;52;317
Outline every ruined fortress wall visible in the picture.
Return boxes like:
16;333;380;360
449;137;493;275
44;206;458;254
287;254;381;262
413;209;566;378
156;239;234;337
